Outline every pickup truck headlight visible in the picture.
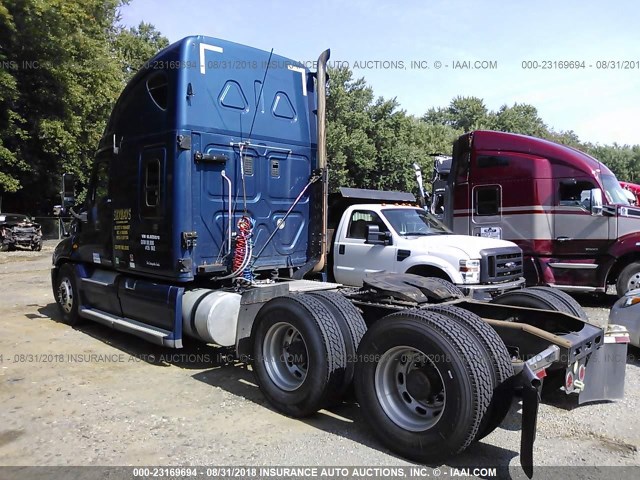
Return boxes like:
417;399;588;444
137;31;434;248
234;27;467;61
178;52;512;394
623;295;640;307
459;259;480;284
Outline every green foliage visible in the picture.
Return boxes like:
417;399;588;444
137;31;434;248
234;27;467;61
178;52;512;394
114;21;169;81
423;96;491;132
425;96;640;185
326;66;460;195
490;103;547;137
0;0;167;213
2;3;639;213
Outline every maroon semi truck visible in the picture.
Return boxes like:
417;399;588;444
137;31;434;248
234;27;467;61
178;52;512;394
432;130;640;297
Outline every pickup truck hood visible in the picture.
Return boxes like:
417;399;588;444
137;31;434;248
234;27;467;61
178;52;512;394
405;234;517;259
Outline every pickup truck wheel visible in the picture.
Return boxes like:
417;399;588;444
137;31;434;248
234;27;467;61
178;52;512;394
309;291;367;397
527;287;588;320
54;263;81;326
491;288;572;314
424;305;513;440
252;294;347;417
354;309;492;461
616;262;640;297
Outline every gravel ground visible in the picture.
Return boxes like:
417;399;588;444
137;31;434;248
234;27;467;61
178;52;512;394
0;243;639;477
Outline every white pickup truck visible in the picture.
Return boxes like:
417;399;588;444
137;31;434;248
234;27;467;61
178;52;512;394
328;188;525;295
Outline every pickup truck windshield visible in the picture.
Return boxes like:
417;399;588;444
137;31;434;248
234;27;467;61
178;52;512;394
601;174;630;205
382;208;452;236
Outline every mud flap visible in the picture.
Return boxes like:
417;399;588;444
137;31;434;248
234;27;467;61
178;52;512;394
579;325;629;404
519;363;541;479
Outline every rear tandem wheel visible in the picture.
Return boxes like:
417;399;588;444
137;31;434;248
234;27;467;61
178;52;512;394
353;309;493;462
251;294;347;417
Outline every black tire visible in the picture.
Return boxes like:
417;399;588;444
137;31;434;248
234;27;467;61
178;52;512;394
354;309;492;462
616;262;640;297
54;263;81;326
491;287;574;314
423;277;465;298
252;294;347;417
308;290;367;395
0;244;8;252
32;242;42;252
491;288;574;397
527;286;588;320
424;305;513;440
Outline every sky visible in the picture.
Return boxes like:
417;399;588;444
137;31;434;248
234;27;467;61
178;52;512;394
120;0;640;146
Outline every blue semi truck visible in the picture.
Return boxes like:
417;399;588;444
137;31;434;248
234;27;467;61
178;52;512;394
51;36;628;475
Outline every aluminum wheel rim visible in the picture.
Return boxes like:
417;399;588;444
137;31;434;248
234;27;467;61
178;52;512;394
627;272;640;292
263;322;309;391
58;277;74;314
374;345;446;432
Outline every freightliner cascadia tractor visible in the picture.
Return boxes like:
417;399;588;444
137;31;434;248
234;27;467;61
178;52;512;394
51;36;629;476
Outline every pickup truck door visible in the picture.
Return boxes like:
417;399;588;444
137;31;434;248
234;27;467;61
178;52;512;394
333;209;396;286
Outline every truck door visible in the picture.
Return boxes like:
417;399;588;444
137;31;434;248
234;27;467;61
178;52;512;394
552;178;612;285
333;209;396;286
77;160;114;267
74;159;122;316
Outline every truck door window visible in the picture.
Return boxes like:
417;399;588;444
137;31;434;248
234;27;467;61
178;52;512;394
559;180;595;207
347;211;388;239
141;156;164;218
474;186;500;216
91;161;110;205
89;161;110;228
144;159;161;207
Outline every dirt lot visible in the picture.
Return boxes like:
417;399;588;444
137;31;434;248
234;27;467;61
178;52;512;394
1;243;639;476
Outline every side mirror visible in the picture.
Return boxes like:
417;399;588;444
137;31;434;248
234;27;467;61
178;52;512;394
62;173;75;208
590;188;603;216
366;224;391;245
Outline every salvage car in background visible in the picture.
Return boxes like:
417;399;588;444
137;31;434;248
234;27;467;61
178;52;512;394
610;289;640;347
0;213;43;251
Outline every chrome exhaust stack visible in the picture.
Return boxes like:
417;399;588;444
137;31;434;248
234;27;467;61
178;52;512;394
311;49;330;273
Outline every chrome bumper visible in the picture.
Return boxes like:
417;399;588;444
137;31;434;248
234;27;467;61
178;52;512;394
458;277;525;297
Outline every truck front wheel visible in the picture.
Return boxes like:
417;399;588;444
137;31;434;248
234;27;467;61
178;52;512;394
54;263;81;326
252;294;347;417
616;262;640;297
354;309;492;462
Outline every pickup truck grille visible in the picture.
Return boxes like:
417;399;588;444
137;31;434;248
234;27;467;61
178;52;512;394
479;247;523;283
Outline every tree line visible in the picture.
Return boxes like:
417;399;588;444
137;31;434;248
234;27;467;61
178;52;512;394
0;0;167;213
1;0;639;213
328;67;640;195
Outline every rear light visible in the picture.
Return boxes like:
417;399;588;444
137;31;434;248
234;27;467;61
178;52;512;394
535;368;547;379
578;364;586;382
565;371;574;390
